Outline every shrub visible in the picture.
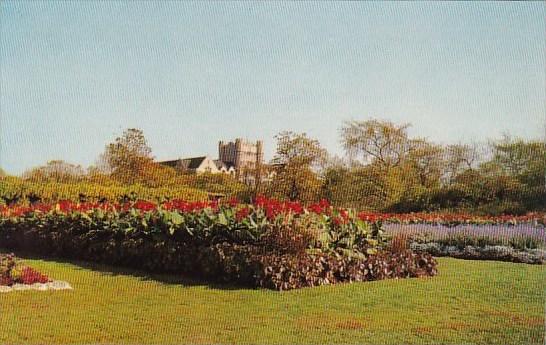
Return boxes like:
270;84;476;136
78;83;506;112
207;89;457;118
196;243;437;290
177;243;439;290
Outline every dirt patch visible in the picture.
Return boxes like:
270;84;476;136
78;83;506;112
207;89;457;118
335;320;365;330
414;326;434;335
296;315;367;331
487;310;544;327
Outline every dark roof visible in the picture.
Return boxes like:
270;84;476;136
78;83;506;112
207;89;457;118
159;156;208;170
160;160;182;168
184;156;208;170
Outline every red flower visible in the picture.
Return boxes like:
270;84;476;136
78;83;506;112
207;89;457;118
15;206;33;216
358;212;380;223
31;203;51;213
208;199;219;210
254;195;268;208
133;200;156;212
308;199;331;214
285;201;303;215
332;216;344;226
236;207;251;221
19;267;50;285
58;200;74;213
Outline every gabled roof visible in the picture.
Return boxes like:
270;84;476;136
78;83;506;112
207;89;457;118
159;156;209;170
182;156;208;170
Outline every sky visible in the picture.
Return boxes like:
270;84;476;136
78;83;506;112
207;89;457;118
1;1;545;175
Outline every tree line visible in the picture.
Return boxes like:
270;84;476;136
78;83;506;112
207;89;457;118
4;119;545;215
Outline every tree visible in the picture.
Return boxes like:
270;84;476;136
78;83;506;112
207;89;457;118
272;131;328;169
269;131;328;202
406;139;445;188
101;128;156;185
341;119;414;169
22;160;85;183
322;164;400;211
487;136;546;212
444;143;480;184
490;135;546;180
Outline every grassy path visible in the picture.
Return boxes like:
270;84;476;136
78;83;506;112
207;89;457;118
1;256;544;344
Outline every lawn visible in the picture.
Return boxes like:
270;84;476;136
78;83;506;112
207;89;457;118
0;256;544;345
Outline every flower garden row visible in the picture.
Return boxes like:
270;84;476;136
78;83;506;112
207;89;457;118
0;197;438;290
2;197;544;226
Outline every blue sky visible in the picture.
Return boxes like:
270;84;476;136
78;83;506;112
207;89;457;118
1;1;544;174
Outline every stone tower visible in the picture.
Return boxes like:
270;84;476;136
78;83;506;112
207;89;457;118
218;138;263;171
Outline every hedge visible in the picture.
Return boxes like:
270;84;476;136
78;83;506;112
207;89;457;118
0;177;208;205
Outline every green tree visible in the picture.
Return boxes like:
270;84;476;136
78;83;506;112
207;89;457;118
489;136;546;182
322;164;402;211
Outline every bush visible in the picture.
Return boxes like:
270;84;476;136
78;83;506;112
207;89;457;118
159;243;438;290
410;232;544;251
252;249;437;290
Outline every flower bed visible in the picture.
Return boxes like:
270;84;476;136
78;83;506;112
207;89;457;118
384;224;546;250
358;211;545;227
409;243;545;264
384;223;546;264
0;253;50;286
0;197;437;290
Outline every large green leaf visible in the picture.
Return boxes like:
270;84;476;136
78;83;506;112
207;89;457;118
171;212;183;225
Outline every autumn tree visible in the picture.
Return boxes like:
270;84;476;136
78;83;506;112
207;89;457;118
406;139;445;188
443;143;480;184
269;131;328;202
100;128;176;186
22;160;85;183
341;119;415;169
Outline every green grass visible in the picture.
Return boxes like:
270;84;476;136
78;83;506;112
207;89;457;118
1;256;544;345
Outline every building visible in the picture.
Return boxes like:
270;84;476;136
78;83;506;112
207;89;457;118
160;156;219;174
218;139;263;171
158;138;265;183
213;159;236;175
